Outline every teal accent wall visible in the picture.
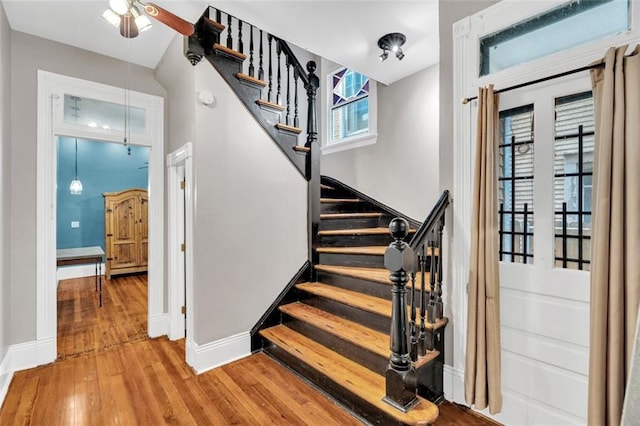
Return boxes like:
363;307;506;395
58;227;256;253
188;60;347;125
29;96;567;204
56;137;149;252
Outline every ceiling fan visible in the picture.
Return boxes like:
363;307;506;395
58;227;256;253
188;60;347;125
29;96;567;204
102;0;194;39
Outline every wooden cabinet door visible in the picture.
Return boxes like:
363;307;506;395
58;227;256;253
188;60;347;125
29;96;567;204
138;194;149;267
107;195;139;269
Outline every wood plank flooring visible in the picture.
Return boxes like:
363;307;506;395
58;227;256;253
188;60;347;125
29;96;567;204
0;273;498;425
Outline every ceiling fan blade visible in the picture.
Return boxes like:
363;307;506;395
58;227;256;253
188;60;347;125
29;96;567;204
120;13;139;38
141;2;195;36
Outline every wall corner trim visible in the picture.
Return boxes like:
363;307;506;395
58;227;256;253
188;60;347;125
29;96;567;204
148;313;170;338
185;332;251;375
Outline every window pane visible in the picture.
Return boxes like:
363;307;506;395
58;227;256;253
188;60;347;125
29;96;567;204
330;98;369;141
498;105;534;264
63;94;146;134
480;0;630;76
554;91;593;271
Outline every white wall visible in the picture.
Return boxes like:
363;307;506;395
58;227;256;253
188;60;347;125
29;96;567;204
0;0;12;375
321;65;440;220
9;31;166;344
156;36;307;352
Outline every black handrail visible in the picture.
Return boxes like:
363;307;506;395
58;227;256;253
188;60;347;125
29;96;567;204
409;190;450;250
273;37;310;88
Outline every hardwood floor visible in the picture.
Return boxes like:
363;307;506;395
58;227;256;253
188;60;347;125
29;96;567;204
0;273;498;425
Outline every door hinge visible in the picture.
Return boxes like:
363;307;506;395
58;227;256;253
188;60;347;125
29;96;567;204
106;233;113;237
181;305;186;315
180;243;186;252
180;180;186;190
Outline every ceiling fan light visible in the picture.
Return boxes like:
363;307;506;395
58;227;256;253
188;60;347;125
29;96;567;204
109;0;129;15
102;9;121;27
135;13;152;32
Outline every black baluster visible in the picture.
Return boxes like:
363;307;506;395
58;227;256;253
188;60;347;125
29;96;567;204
409;270;418;362
435;220;444;320
258;30;264;81
267;35;273;102
294;69;299;128
215;9;221;23
285;56;291;125
276;40;282;105
383;218;418;412
226;14;233;49
418;244;428;356
238;20;244;54
248;25;255;77
427;231;437;325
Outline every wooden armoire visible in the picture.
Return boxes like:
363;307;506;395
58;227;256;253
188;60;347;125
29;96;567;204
103;188;148;279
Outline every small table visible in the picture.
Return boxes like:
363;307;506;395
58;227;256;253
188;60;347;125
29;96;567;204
56;246;105;307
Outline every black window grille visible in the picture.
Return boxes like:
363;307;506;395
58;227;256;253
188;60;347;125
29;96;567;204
554;91;593;271
498;105;534;264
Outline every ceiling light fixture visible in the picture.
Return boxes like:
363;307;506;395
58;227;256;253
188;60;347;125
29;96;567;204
377;32;406;62
131;5;152;32
102;0;153;38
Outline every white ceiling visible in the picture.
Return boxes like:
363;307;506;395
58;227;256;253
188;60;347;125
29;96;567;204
1;0;439;85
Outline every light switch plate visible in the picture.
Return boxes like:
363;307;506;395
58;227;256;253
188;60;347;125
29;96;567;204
71;221;80;228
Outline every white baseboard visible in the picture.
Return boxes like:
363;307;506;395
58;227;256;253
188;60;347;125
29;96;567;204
0;337;56;407
443;364;585;425
186;332;251;374
57;263;105;281
148;314;169;338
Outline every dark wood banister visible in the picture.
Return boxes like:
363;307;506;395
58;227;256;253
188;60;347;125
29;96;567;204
409;190;450;250
273;37;310;88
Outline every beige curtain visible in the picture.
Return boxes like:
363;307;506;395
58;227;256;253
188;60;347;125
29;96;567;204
465;85;502;415
589;45;640;426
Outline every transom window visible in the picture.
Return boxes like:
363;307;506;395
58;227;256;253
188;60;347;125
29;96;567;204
480;0;630;76
329;68;370;142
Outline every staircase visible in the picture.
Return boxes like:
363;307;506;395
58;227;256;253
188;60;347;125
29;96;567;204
253;178;448;425
184;7;449;425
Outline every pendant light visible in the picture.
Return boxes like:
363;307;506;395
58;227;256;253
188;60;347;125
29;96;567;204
69;138;83;195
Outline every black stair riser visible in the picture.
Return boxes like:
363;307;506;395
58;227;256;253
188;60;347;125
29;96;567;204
320;187;353;199
316;271;393;300
320;202;375;214
319;217;384;230
320;234;397;247
263;344;401;426
318;253;385;268
282;315;388;375
301;295;390;334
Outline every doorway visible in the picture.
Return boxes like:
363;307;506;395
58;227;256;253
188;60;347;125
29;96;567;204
167;143;194;343
37;71;165;363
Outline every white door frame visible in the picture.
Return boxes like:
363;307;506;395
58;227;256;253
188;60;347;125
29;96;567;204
167;142;194;342
37;71;165;363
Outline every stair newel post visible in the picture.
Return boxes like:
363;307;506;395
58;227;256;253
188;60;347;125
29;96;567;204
238;20;244;54
435;219;444;319
418;243;428;356
276;41;283;106
383;218;419;412
409;270;418;362
248;25;254;77
267;35;273;102
258;30;264;81
285;56;291;125
305;61;320;271
294;68;300;128
226;14;233;49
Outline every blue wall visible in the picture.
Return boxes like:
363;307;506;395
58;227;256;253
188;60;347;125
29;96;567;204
57;137;149;252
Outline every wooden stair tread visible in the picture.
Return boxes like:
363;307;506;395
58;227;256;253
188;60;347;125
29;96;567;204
293;146;310;153
321;198;364;203
235;73;267;87
256;98;285;111
203;16;225;32
297;282;448;331
260;325;439;425
317;246;387;256
320;184;334;190
314;264;428;286
213;43;247;60
318;227;415;236
275;123;302;134
280;302;388;358
320;212;383;219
